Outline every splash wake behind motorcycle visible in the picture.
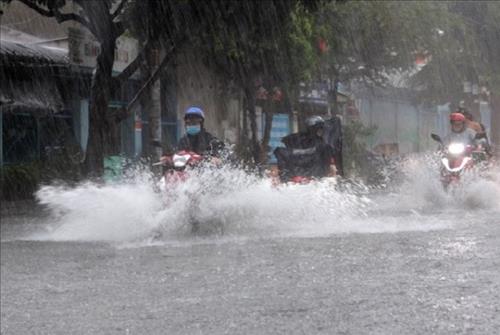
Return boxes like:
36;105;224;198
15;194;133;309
430;133;488;189
153;151;224;235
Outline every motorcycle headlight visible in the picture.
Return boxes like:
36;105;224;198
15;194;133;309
448;143;465;155
173;154;189;168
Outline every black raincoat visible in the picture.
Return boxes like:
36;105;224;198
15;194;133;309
274;132;334;182
273;115;343;182
177;130;224;157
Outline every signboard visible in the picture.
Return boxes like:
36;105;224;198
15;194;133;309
298;81;350;105
266;114;290;164
68;27;139;73
299;82;329;105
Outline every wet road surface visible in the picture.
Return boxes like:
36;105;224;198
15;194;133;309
2;209;500;335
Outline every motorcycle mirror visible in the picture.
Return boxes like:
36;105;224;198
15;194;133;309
431;133;442;143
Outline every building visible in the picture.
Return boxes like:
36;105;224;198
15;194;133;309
353;84;440;155
1;1;142;169
0;1;245;170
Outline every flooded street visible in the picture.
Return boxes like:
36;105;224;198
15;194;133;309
2;210;500;334
2;164;500;334
2;0;500;334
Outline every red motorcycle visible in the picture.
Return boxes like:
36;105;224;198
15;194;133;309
431;133;487;189
154;151;223;234
155;150;203;187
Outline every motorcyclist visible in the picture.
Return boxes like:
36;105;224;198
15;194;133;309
442;112;484;149
432;112;489;189
177;106;224;157
459;108;492;156
274;115;336;182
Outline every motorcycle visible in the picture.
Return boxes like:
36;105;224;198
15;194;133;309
154;150;223;235
155;150;203;188
272;145;337;187
430;133;487;189
268;165;337;189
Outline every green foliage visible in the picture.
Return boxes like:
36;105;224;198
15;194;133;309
285;3;317;84
308;0;500;106
316;1;446;83
127;0;321;90
410;1;500;103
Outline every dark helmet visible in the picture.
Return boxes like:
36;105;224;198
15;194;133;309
305;115;325;129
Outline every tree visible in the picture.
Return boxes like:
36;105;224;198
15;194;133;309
180;0;320;166
126;0;323;166
409;1;500;147
4;0;321;170
313;1;450;86
1;0;175;175
313;0;500;159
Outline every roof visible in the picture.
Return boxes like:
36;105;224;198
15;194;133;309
0;78;64;113
0;39;69;66
0;26;46;44
0;39;70;113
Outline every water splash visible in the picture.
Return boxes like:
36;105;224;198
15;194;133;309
36;175;163;242
31;156;499;244
385;153;500;211
33;166;372;242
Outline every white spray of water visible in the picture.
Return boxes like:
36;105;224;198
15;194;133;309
31;155;499;244
389;153;500;212
36;176;163;241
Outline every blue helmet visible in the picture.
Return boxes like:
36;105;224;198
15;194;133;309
185;106;205;120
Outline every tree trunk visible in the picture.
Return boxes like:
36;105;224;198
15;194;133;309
84;38;117;176
240;101;249;144
237;97;253;164
245;87;260;165
260;100;274;164
141;46;162;164
149;58;162;164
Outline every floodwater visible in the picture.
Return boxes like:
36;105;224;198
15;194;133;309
2;157;500;334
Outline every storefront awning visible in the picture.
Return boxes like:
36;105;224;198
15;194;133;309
0;40;68;114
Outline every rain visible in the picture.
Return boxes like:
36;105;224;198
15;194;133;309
1;0;500;334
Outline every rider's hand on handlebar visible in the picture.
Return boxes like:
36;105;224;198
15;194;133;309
160;156;173;165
